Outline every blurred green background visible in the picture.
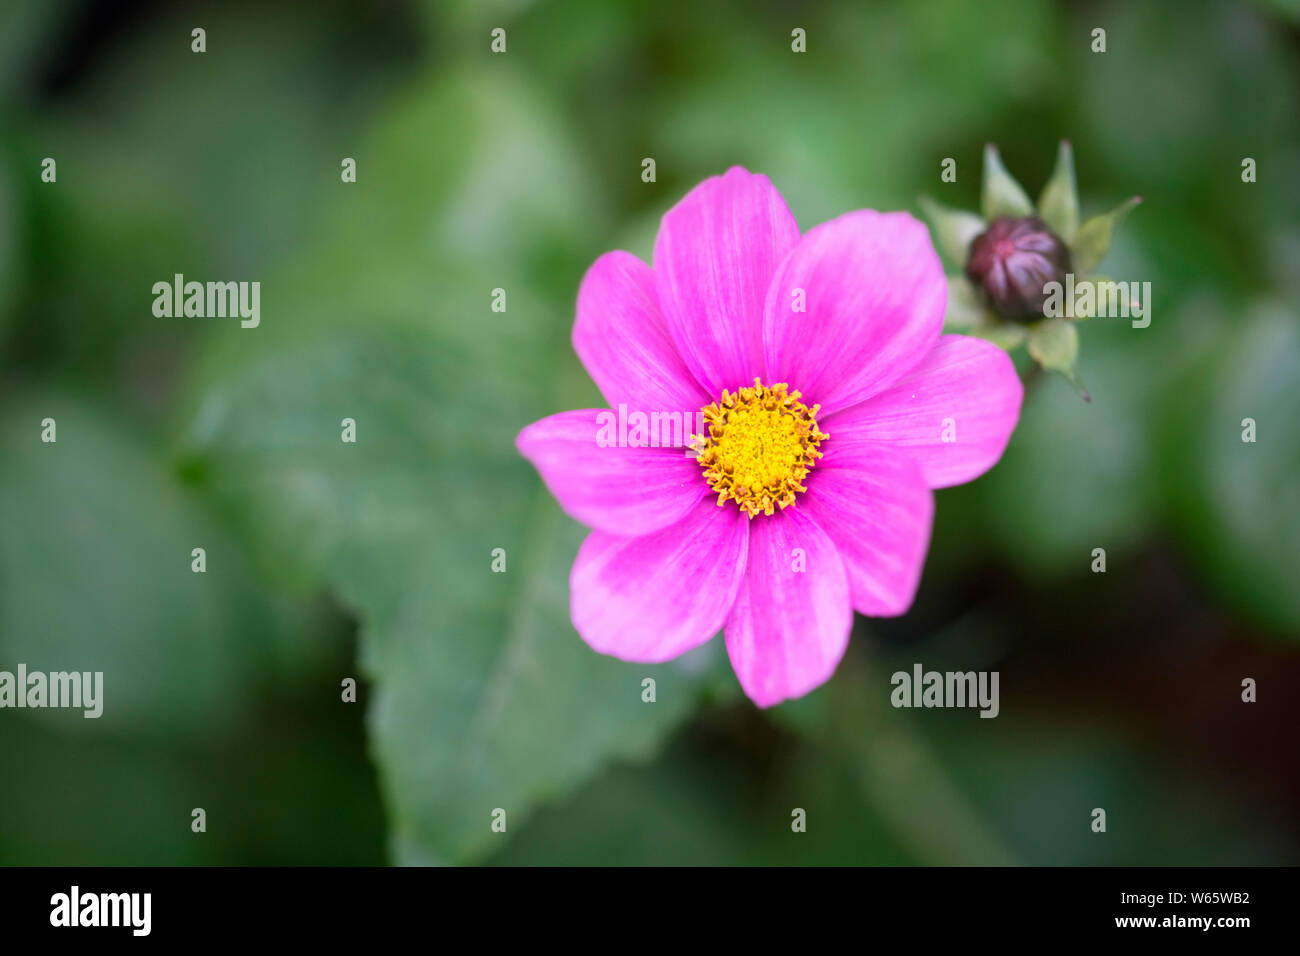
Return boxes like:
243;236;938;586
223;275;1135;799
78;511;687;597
1;0;1297;865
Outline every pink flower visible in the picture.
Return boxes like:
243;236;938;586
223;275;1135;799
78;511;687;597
517;167;1023;707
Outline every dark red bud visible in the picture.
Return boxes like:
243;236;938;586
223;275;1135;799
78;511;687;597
965;216;1072;323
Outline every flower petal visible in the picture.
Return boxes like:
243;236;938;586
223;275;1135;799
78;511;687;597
723;508;851;708
763;210;947;416
516;409;705;535
571;496;749;662
821;335;1023;489
799;445;934;617
654;166;801;395
573;250;711;413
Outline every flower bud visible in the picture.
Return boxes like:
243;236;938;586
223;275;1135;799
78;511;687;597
964;216;1071;322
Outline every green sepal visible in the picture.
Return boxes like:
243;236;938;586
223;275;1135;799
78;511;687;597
1071;196;1142;275
972;316;1029;351
919;195;987;267
981;143;1034;221
1026;317;1089;400
1037;140;1079;241
944;275;1027;348
942;274;986;328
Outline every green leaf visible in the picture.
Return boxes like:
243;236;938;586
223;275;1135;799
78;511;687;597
187;322;736;864
375;495;734;865
489;693;916;865
0;151;18;338
181;69;728;864
981;143;1034;221
1037;139;1079;241
1160;304;1300;633
1071;196;1142;275
0;393;301;739
918;195;985;267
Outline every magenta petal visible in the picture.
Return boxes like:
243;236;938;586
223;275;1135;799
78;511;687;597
799;446;934;617
763;210;947;415
571;497;749;662
573;250;711;413
822;335;1024;489
516;409;705;535
654;166;801;395
724;509;851;707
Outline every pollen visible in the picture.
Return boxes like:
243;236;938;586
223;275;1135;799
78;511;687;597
690;378;828;518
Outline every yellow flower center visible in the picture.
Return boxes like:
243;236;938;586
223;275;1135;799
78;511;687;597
691;378;828;518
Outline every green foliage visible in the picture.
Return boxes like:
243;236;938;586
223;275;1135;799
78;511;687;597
0;394;297;737
2;0;1298;866
1160;305;1300;633
178;68;734;863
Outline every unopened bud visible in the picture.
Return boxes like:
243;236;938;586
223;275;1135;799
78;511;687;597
965;216;1071;322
